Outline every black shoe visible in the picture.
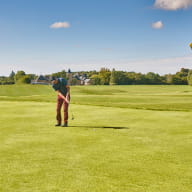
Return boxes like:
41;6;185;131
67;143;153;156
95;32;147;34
55;123;61;126
62;122;68;127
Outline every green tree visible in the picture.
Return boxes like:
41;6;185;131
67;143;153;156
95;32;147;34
52;70;66;78
164;74;173;84
90;74;101;85
99;68;111;85
14;70;26;83
110;69;128;85
16;75;31;84
71;78;78;85
174;68;189;85
27;74;36;81
145;72;162;84
109;69;116;85
126;72;147;84
0;76;14;85
187;70;192;86
171;75;183;85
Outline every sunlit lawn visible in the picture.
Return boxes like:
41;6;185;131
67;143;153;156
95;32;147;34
0;85;192;192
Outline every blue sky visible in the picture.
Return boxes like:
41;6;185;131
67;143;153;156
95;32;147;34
0;0;192;76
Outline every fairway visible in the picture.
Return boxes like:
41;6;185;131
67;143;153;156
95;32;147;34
0;85;192;192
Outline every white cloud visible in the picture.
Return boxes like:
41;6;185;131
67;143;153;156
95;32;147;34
152;21;163;29
50;22;71;29
154;0;192;10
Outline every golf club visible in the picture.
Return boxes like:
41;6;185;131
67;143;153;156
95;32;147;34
69;103;75;120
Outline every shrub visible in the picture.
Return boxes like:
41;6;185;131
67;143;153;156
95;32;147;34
187;70;192;86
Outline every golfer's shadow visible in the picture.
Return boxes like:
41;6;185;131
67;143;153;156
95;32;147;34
69;125;129;130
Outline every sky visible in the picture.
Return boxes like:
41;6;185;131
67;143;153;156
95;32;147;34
0;0;192;76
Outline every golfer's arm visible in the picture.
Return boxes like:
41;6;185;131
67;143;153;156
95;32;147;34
56;90;69;103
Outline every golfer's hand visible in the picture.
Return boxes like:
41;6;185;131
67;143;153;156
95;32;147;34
64;97;69;104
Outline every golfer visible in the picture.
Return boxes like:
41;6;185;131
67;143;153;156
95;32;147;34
52;77;70;127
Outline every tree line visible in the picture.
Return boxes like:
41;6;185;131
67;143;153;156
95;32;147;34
77;68;192;85
1;68;192;85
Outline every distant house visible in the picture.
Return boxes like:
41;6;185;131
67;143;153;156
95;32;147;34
31;75;50;85
84;79;92;85
67;70;81;85
72;73;82;85
31;70;92;85
67;69;91;85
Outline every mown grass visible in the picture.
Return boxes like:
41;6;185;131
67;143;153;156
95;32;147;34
0;85;192;192
1;84;192;111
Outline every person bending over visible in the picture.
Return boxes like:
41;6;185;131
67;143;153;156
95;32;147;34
52;77;70;127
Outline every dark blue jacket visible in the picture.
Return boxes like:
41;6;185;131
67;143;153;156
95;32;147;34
52;78;68;96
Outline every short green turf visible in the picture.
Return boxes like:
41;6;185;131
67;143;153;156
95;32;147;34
0;85;192;192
